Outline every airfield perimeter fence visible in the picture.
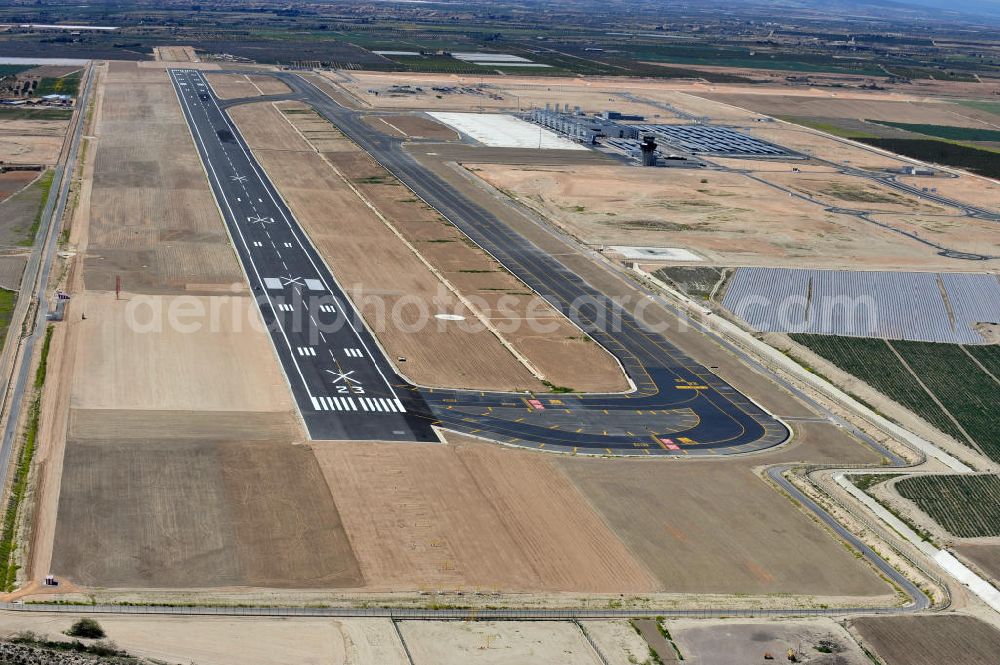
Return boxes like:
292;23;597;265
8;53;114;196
0;602;911;619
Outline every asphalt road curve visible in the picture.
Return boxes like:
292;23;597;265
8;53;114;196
171;69;788;456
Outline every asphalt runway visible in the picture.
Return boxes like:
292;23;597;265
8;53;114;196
172;68;788;455
169;70;436;442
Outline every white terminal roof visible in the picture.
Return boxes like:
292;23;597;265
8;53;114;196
428;112;588;150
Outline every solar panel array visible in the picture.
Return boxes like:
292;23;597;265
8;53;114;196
632;124;788;156
721;268;1000;344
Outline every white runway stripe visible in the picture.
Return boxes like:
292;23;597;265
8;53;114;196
395;399;406;413
311;396;321;410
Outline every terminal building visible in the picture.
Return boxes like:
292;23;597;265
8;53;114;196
521;106;795;164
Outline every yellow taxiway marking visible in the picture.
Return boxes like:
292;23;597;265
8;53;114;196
606;448;613;455
538;443;545;449
514;417;525;423
676;385;709;390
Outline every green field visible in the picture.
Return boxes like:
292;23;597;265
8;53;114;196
896;475;1000;538
868;120;1000;143
957;100;1000;117
0;65;31;80
0;107;73;121
792;336;1000;461
778;117;880;139
34;70;82;97
0;288;16;347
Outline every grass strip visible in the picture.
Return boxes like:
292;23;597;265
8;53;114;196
0;289;16;348
0;324;54;590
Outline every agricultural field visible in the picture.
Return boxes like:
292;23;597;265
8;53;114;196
0;288;16;345
0;170;53;248
895;474;1000;538
851;615;1000;665
767;113;1000;179
34;70;82;97
868;120;1000;143
791;335;1000;461
857;138;1000;180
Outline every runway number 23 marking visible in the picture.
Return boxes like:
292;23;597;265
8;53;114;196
327;369;365;394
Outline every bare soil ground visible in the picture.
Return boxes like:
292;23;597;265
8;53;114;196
0;255;25;290
954;542;1000;586
85;65;242;294
556;455;890;596
850;615;1000;665
468;163;974;270
69;292;294;413
667;618;869;665
312;436;659;593
696;92;1000;128
0;613;351;665
205;73;262;99
899;174;1000;211
230;101;626;392
745;124;909;170
0;170;39;202
365;114;460;140
152;46;198;63
583;620;655;665
0;133;64;164
398;620;603;665
770;171;949;214
249;74;290;95
869;211;1000;256
51;437;362;588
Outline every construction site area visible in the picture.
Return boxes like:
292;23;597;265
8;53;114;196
0;46;997;665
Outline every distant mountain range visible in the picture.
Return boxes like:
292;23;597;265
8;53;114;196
797;0;1000;20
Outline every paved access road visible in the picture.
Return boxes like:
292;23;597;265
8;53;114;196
172;69;787;455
